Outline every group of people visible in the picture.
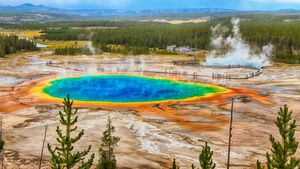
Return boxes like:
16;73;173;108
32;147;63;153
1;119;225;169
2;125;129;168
164;69;188;75
245;69;263;79
212;73;232;80
45;60;53;66
212;69;262;80
201;64;252;69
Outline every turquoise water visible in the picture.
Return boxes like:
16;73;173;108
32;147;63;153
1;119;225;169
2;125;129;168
43;75;224;103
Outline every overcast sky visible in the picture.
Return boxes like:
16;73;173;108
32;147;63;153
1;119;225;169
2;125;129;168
1;0;300;10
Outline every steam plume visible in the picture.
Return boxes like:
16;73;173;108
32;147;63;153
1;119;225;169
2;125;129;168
87;32;96;55
204;18;273;68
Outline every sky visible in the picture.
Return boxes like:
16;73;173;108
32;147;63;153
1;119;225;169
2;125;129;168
1;0;300;10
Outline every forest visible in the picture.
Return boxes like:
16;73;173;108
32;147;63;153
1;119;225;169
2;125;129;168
90;22;300;63
42;29;92;41
2;15;300;63
91;24;211;53
0;20;170;30
35;17;300;63
240;22;300;63
54;46;93;55
0;34;39;57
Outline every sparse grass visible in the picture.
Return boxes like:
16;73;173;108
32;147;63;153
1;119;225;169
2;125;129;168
148;18;208;24
0;29;43;39
0;30;15;35
17;30;43;39
0;29;89;51
35;39;88;49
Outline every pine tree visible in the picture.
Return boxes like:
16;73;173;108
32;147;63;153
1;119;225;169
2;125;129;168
47;95;94;169
0;45;4;58
97;117;120;169
257;105;300;169
256;160;264;169
199;142;216;169
0;140;4;153
171;159;179;169
0;116;4;153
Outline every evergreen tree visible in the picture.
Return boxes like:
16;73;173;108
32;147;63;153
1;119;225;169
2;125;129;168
257;105;300;169
171;159;179;169
97;117;120;169
0;34;39;57
0;45;4;58
256;160;264;169
0;139;4;153
54;46;92;55
47;95;94;169
199;142;216;169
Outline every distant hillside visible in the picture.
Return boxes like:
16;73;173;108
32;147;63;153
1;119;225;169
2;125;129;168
0;12;87;22
1;3;300;22
0;3;239;16
0;4;244;22
0;3;64;13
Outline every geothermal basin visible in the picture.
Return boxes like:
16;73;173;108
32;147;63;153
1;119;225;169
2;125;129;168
1;52;300;169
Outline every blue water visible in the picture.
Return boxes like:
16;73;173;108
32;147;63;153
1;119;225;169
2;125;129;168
43;75;224;103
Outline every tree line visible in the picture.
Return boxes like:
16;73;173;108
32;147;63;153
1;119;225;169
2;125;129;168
240;22;300;64
91;24;210;49
99;45;177;55
0;34;39;57
54;46;93;55
0;20;170;30
42;28;92;41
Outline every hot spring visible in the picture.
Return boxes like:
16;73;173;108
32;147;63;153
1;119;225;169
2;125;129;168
41;75;228;103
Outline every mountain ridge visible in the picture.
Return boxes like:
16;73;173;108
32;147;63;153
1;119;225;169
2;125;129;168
1;3;300;22
0;3;242;16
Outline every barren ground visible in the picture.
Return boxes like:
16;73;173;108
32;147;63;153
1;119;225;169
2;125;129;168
0;51;299;169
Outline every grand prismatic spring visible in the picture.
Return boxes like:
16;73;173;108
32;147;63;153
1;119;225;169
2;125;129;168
40;75;228;103
13;72;268;133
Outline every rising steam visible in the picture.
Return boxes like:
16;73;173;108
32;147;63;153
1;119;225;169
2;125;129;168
87;41;96;55
204;18;273;68
87;32;96;55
